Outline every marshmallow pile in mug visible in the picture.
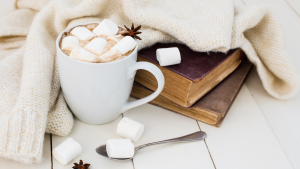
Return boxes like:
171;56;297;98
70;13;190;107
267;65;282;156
59;19;137;63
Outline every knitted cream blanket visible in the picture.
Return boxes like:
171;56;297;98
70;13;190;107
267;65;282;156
0;0;299;164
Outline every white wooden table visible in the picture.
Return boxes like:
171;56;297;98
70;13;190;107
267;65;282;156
1;0;300;168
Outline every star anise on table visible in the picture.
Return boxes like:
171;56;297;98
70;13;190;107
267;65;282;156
121;23;142;40
72;160;90;169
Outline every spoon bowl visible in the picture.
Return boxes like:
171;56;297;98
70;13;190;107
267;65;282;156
96;131;206;161
96;145;132;160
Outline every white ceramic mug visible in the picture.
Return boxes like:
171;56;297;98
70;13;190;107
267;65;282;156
56;23;165;124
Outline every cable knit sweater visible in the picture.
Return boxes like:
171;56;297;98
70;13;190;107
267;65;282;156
0;0;299;164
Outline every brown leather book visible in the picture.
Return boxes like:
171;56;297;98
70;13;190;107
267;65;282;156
135;43;242;107
131;57;252;127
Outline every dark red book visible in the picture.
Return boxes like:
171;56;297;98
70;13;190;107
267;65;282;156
131;56;252;126
135;43;242;107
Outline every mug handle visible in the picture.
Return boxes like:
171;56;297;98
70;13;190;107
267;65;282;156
121;61;165;113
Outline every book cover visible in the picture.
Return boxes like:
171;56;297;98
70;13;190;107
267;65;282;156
131;57;252;126
135;43;242;107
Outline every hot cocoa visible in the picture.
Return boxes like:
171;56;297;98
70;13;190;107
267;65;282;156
59;19;139;63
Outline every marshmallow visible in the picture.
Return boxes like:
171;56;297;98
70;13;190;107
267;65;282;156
69;46;98;62
101;40;117;55
93;19;118;36
112;36;137;54
106;139;134;158
71;27;96;41
53;138;82;165
79;40;90;48
107;34;124;43
93;48;122;63
84;38;107;55
116;117;144;142
62;50;71;56
156;47;181;66
61;36;79;51
85;23;99;31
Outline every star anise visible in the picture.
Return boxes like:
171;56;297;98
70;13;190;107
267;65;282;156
72;160;90;169
121;23;142;40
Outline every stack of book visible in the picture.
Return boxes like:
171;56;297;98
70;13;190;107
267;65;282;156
131;43;252;127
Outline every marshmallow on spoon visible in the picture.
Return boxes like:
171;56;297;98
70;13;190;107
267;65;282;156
84;37;107;55
70;46;98;62
61;36;79;51
53;138;82;165
93;19;119;36
71;27;96;41
156;47;181;66
116;117;144;142
106;139;134;158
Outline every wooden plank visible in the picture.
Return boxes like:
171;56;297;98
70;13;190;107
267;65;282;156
285;0;300;16
52;116;134;169
0;134;51;169
124;98;215;169
240;0;300;168
245;70;300;168
199;85;292;169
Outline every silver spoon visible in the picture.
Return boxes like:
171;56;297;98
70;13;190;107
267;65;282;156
95;131;206;161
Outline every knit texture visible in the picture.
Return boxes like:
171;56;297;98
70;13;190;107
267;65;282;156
0;0;299;164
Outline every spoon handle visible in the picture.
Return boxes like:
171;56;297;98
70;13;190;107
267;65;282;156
135;131;206;152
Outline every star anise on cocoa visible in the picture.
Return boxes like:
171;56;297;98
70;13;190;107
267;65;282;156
121;23;142;40
72;160;90;169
